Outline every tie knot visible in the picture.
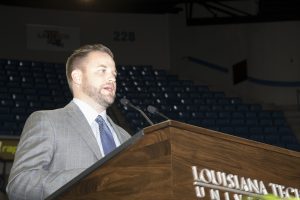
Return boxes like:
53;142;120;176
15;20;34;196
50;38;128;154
95;115;105;125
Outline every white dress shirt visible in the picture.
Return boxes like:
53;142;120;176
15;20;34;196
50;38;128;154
73;98;121;156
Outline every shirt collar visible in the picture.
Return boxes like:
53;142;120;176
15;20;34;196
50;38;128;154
73;98;107;125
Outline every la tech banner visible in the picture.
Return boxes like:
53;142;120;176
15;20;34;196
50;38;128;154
26;24;80;51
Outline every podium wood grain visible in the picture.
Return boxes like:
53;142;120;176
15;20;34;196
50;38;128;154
53;120;300;200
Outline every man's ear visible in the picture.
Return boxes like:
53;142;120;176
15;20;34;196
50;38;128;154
71;69;82;86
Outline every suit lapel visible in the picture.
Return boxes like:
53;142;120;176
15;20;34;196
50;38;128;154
107;116;127;143
65;102;102;160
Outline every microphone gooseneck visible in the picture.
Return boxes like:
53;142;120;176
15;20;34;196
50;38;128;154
147;105;170;120
120;97;154;125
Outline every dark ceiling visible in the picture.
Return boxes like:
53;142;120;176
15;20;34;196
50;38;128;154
0;0;300;25
0;0;185;14
0;0;181;14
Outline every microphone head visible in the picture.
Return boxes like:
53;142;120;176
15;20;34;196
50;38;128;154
147;105;157;114
120;98;130;106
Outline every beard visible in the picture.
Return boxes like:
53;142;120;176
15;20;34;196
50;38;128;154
82;80;116;108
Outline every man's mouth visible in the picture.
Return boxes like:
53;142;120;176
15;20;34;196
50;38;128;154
102;84;115;93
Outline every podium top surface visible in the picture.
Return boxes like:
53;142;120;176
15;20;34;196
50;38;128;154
144;120;300;157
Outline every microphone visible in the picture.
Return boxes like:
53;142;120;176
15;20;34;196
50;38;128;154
147;105;170;120
120;97;154;125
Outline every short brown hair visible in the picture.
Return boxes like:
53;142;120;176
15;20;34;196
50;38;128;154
66;43;114;91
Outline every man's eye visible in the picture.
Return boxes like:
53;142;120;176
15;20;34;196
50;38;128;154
99;68;106;73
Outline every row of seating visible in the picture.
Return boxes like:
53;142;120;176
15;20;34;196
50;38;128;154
116;65;300;151
0;59;299;152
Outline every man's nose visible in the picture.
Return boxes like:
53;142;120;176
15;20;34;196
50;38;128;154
108;73;116;83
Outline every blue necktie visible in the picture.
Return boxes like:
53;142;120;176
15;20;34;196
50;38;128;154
95;115;116;155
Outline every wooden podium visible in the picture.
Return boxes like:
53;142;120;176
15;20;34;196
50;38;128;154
47;120;300;200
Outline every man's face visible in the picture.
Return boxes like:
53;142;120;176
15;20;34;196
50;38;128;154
80;51;117;108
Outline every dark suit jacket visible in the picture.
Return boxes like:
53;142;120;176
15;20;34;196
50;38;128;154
6;101;131;200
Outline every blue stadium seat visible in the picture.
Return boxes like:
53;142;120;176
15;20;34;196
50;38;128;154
272;111;285;118
236;104;249;111
185;105;198;112
249;134;265;143
233;126;249;136
219;126;234;134
217;98;230;105
201;92;213;98
205;111;218;118
206;98;217;104
264;134;280;145
218;111;231;118
249;126;263;134
213;92;225;98
196;85;210;92
211;105;223;111
199;119;215;127
224;105;235;111
245;111;257;118
273;119;287;126
199;105;211;111
180;98;192;104
231;112;245;119
0;99;14;107
258;111;272;118
228;97;243;105
184;86;197;92
188;119;201;126
190;111;205;119
263;126;278;134
190;92;201;99
278;126;293;135
249;104;262;111
193;98;205;104
260;119;273;126
246;119;259;126
231;119;244;126
216;119;230;126
177;111;190;121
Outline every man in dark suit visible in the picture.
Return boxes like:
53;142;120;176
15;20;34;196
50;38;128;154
6;44;131;200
